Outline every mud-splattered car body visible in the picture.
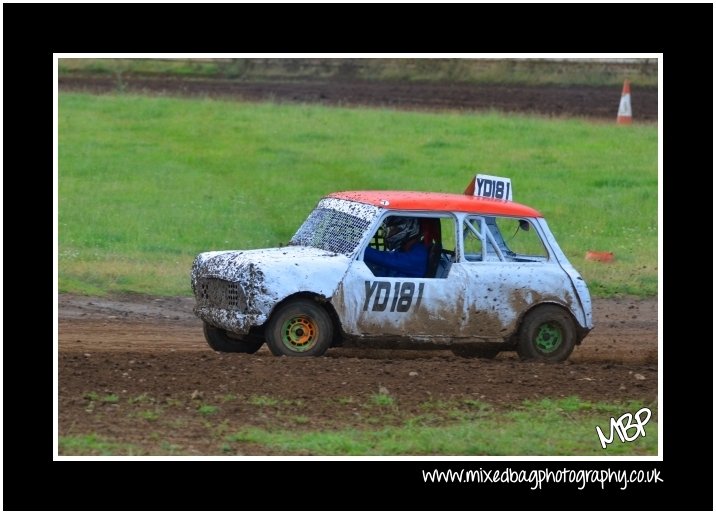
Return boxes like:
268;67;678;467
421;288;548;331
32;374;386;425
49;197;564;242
192;190;592;361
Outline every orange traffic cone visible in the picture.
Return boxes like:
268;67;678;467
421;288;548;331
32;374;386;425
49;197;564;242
616;79;632;124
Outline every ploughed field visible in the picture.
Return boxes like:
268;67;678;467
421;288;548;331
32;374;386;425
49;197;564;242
58;75;658;120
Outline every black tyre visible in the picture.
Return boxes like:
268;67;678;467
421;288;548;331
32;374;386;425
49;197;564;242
265;299;333;357
203;322;264;354
516;305;576;362
451;345;500;359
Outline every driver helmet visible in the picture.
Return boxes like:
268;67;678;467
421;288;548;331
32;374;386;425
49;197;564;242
383;216;421;250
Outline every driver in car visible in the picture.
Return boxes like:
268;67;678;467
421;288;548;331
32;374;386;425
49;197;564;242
364;216;427;278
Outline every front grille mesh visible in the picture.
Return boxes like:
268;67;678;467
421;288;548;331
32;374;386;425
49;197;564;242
195;278;246;310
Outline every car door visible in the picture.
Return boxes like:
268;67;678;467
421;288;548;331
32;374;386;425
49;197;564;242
460;215;566;340
333;215;469;342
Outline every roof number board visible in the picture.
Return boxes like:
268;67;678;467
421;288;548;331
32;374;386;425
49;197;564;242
473;174;513;201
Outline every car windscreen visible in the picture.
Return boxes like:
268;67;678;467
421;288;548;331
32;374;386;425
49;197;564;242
290;207;372;256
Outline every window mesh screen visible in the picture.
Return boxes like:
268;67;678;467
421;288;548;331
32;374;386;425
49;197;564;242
290;208;371;256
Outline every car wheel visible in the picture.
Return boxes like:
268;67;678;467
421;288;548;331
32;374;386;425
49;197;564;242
266;299;333;357
203;322;264;353
517;305;576;362
451;345;500;359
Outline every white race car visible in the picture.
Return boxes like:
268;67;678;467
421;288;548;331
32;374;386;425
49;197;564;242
191;176;592;361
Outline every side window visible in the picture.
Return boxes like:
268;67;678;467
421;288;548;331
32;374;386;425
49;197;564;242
462;216;547;263
363;215;456;279
463;218;483;261
439;217;456;255
493;217;548;261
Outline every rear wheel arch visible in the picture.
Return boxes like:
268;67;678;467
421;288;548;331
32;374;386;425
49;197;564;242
514;302;580;337
515;303;579;362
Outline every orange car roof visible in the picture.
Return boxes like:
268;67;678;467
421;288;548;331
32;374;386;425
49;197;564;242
327;190;542;218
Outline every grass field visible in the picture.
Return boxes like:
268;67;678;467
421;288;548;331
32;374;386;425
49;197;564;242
59;396;657;456
58;93;658;298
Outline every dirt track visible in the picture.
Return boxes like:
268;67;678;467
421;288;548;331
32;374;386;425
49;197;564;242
59;75;658;121
58;294;657;455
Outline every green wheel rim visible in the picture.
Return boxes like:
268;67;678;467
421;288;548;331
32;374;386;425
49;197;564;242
281;315;318;352
534;322;562;353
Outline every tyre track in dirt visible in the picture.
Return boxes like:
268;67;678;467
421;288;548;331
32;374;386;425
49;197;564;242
59;294;657;399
